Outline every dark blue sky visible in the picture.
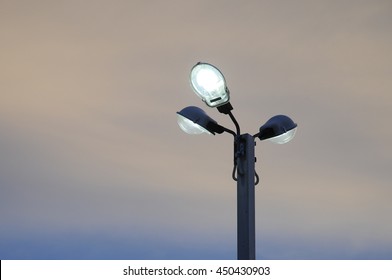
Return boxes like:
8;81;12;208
2;231;392;260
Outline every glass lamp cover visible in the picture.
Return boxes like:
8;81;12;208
176;113;212;135
268;127;297;144
190;63;229;107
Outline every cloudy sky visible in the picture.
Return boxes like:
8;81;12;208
1;0;391;259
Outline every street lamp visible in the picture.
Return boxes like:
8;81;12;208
256;115;298;144
177;62;297;260
190;62;230;108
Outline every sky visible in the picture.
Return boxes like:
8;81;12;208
1;0;391;260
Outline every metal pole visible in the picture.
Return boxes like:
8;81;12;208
236;133;256;260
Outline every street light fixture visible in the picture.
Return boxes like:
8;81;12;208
190;62;230;108
256;115;298;144
177;106;217;135
177;106;232;135
177;62;298;260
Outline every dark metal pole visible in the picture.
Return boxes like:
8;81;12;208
236;133;256;260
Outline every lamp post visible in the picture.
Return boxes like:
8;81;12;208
177;62;297;260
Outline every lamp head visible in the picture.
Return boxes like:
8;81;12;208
176;106;224;135
257;115;297;144
190;62;230;108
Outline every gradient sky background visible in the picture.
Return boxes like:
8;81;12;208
1;0;391;259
